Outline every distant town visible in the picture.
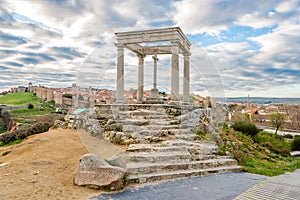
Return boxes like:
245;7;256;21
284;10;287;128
4;83;213;108
2;83;299;133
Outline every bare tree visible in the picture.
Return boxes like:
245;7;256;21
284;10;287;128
269;112;285;134
291;109;300;130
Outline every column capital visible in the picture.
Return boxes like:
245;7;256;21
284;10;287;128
115;43;125;48
152;54;159;61
183;52;191;57
137;53;146;58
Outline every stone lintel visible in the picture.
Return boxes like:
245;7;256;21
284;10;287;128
125;44;189;55
116;27;191;55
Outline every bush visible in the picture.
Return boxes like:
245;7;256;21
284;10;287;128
28;103;34;109
254;132;291;156
0;122;52;144
283;134;293;139
232;121;259;137
292;137;300;151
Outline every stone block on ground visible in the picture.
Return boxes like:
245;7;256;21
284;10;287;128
75;154;126;190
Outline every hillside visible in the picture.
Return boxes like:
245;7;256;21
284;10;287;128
0;128;100;200
0;92;39;105
219;125;300;176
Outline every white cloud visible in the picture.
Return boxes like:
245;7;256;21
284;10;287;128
0;0;300;97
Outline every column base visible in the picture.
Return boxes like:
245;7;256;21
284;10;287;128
114;100;125;104
148;88;159;99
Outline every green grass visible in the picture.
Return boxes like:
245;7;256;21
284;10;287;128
243;155;300;176
0;139;23;147
0;92;39;105
10;107;55;114
9;107;57;124
219;125;300;176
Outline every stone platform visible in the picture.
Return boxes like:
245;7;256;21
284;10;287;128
89;104;242;185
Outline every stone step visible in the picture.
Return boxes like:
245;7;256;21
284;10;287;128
128;166;243;184
145;114;169;119
159;140;218;155
190;154;233;161
174;134;196;141
114;119;149;126
149;120;171;126
162;139;203;146
125;151;191;163
127;158;239;175
127;144;187;153
123;124;182;133
135;128;193;137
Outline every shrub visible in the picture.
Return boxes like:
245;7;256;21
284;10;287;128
232;121;259;137
292;137;300;151
28;103;34;109
222;123;230;133
196;130;207;137
254;132;291;156
283;134;293;139
0;122;52;144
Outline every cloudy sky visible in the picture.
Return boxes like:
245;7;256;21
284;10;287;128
0;0;299;98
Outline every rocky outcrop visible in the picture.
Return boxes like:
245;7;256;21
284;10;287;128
75;154;126;190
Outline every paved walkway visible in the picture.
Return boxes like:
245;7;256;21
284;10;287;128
91;172;266;200
91;169;300;200
235;169;300;200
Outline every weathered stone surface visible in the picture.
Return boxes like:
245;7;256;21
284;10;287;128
109;154;127;169
54;120;67;129
75;154;126;189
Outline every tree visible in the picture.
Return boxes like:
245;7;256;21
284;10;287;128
291;109;300;131
269;112;285;134
28;103;34;109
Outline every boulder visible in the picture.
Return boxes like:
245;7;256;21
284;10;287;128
75;154;126;189
109;154;127;169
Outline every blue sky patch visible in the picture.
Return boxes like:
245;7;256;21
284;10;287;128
188;25;277;50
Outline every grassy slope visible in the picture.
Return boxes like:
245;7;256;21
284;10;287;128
0;92;39;105
0;92;59;128
219;127;300;176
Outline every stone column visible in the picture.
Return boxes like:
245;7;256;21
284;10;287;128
171;41;179;101
183;53;190;103
153;54;158;90
116;44;124;103
149;54;159;99
137;54;145;102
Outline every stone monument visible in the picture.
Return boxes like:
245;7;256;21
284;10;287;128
115;27;191;104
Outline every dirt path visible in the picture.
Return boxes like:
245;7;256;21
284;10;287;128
0;128;123;200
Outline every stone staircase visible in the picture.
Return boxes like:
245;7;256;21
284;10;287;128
105;107;243;184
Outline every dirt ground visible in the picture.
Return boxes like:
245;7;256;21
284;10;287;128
0;128;123;200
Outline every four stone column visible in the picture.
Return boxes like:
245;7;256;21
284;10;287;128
137;54;145;101
183;53;190;103
153;54;158;90
116;44;124;103
171;41;179;101
149;54;159;100
116;43;190;104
